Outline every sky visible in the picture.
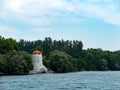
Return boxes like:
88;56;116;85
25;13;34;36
0;0;120;51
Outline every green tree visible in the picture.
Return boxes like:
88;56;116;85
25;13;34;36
0;54;7;74
0;36;18;54
4;50;33;75
49;50;73;73
96;59;108;71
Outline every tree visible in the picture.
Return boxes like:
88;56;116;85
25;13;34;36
96;59;108;71
49;50;73;73
0;36;18;54
6;50;33;75
0;36;6;54
71;40;83;58
0;54;7;74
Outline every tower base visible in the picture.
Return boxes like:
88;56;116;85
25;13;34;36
30;65;48;74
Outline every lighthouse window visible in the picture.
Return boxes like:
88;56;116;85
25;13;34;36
33;50;41;54
34;53;40;54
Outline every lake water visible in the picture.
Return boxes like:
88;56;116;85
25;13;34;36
0;71;120;90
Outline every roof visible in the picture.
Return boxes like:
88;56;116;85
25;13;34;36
32;50;42;54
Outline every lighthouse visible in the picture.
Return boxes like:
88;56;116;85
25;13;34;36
31;50;48;73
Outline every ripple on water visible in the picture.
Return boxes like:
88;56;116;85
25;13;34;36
0;71;120;90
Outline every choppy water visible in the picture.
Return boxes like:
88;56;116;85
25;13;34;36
0;71;120;90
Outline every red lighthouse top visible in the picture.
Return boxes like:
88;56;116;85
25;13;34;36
32;50;42;54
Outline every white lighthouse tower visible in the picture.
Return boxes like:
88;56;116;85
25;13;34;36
31;50;48;73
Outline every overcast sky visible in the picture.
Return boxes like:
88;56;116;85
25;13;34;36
0;0;120;51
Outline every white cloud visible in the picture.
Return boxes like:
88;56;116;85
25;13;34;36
0;0;69;25
0;0;120;26
0;25;20;33
69;0;120;25
6;0;25;13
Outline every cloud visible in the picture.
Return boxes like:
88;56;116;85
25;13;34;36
68;0;120;25
0;0;120;26
0;0;69;25
0;25;20;33
6;0;25;13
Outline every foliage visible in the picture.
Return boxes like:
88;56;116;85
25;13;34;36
0;54;7;73
0;50;32;75
49;50;73;73
0;36;18;54
18;37;120;72
1;35;120;74
18;37;83;58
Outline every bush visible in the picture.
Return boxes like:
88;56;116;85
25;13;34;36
0;50;33;75
49;50;73;73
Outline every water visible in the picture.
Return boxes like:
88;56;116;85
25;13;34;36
0;71;120;90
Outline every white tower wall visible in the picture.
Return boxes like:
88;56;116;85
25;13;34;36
32;54;43;71
30;50;48;74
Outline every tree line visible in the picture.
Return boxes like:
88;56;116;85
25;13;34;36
18;37;120;73
18;37;83;58
0;35;120;74
0;36;32;75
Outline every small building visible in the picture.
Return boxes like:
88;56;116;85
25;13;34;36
30;50;48;74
